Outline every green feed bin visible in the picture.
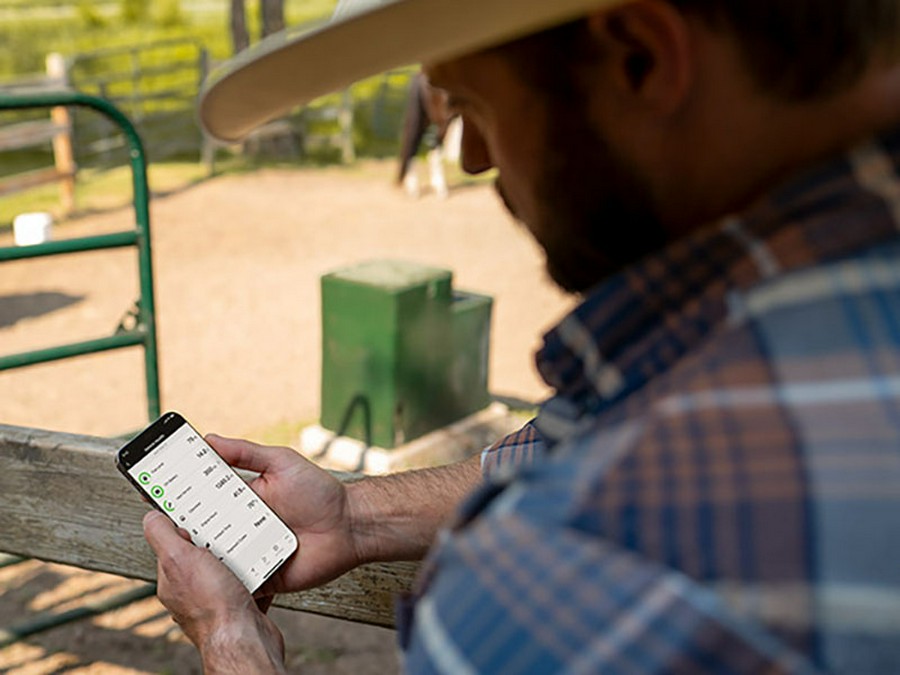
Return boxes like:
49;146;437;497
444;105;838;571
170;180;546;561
320;260;492;448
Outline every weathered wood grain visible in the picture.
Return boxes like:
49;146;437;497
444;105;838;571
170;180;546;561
0;424;416;628
0;167;70;197
0;120;66;152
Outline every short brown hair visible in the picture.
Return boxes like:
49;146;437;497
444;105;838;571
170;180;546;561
670;0;900;98
497;1;900;101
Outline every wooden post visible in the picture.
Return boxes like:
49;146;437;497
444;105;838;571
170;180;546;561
46;53;76;214
260;0;285;38
230;0;250;54
198;48;217;175
339;88;355;164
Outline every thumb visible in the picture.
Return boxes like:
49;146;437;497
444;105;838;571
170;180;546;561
143;510;192;557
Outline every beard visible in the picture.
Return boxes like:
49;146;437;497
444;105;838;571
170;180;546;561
496;110;669;295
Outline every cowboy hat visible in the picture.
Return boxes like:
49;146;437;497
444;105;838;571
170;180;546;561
199;0;624;142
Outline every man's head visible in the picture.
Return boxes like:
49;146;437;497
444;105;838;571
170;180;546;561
424;0;900;291
424;22;667;293
202;0;900;293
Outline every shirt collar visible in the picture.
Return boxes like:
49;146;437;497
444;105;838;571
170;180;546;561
534;127;900;437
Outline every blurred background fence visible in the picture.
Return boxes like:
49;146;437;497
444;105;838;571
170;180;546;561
0;0;417;227
67;38;208;170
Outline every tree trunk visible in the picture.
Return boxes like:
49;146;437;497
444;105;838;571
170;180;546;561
230;0;250;54
260;0;285;38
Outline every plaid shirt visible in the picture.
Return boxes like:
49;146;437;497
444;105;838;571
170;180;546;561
398;128;900;674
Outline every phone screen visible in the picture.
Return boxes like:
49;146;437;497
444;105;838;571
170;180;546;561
117;412;298;593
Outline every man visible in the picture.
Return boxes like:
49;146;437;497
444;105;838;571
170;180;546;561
144;0;900;672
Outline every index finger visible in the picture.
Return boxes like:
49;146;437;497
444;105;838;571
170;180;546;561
204;434;296;474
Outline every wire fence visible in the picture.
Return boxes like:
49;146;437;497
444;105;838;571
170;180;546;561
67;37;208;170
0;36;416;219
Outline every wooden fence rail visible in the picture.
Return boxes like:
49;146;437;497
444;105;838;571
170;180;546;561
0;53;76;212
0;423;416;628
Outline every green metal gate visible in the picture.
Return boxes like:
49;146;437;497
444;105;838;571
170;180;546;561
0;90;161;426
0;90;160;647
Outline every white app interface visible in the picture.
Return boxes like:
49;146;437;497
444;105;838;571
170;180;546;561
129;422;295;591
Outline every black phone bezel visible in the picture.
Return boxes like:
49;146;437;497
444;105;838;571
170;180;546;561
116;411;186;473
113;411;299;592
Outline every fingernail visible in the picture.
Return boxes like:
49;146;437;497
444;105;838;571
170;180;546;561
143;510;163;525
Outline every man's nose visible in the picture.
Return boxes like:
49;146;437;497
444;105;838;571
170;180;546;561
460;120;493;175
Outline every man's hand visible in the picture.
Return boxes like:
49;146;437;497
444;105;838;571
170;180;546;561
203;434;364;593
143;511;286;674
142;433;482;669
203;434;483;596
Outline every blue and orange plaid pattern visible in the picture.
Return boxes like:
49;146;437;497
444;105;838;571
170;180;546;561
400;129;900;673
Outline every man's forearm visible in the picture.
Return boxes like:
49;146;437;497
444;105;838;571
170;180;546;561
346;454;483;563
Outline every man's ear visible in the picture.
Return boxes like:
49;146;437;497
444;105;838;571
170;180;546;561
586;0;693;114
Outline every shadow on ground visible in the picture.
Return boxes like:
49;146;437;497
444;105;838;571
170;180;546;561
0;292;84;329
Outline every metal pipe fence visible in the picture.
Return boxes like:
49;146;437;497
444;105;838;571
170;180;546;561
0;90;161;422
0;91;161;647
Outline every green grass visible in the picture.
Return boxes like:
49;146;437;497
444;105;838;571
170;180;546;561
0;1;339;77
0;160;211;228
0;0;412;193
0;0;423;233
0;154;411;233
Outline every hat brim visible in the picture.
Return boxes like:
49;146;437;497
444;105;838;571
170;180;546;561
199;0;623;142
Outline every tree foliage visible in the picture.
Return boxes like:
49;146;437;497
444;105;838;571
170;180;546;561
120;0;149;25
157;0;185;28
77;0;106;29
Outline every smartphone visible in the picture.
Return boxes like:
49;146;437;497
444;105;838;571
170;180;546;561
116;411;298;593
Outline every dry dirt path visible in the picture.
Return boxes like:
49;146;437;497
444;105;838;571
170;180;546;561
0;161;571;437
0;160;573;673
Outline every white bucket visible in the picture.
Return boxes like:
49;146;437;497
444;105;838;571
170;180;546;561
13;212;53;246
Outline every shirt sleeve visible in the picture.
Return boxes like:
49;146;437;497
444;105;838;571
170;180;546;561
479;420;548;479
400;511;818;675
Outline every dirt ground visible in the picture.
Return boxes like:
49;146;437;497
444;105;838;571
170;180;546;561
0;160;573;673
